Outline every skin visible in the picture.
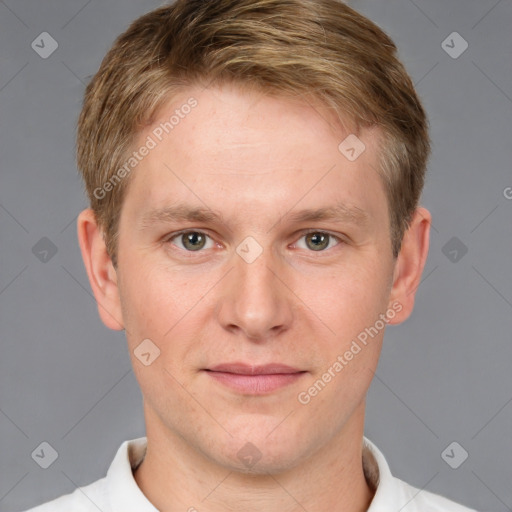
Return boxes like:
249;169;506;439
78;83;431;512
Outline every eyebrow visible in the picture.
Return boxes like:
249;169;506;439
139;201;370;230
139;204;224;230
285;203;369;226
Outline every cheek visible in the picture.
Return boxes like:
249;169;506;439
290;254;391;400
118;254;221;361
296;258;391;335
118;257;181;341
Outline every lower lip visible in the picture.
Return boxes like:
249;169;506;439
206;371;305;394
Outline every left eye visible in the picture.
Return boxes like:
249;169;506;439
295;231;341;252
169;231;215;251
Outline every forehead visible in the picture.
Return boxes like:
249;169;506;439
124;83;387;227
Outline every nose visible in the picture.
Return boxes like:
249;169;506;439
215;244;294;342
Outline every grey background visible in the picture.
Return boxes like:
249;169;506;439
0;0;511;511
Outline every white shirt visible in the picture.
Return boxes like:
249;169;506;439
24;437;476;512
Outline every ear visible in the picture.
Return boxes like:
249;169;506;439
77;208;124;330
387;207;431;325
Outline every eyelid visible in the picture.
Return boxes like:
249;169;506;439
165;229;217;251
296;228;343;240
292;229;343;250
165;228;344;253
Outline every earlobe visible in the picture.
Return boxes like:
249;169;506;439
77;209;125;330
387;207;431;325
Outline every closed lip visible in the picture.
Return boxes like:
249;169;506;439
206;363;304;375
205;362;306;394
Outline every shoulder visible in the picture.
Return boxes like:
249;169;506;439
21;476;108;512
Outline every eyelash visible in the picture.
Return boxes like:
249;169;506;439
165;229;343;255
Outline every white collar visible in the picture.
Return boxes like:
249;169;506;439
106;437;157;511
104;436;469;511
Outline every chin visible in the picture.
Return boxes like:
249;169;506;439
209;420;318;476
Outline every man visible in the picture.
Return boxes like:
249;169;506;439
25;0;476;510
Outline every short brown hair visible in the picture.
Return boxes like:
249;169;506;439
77;0;430;266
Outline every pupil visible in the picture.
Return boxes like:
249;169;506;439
184;232;205;251
308;233;328;251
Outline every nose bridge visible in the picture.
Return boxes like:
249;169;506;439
217;238;293;340
236;242;277;296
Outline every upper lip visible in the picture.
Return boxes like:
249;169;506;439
207;363;303;375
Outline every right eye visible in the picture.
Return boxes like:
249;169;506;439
167;230;215;252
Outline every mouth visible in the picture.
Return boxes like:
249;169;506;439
204;363;307;395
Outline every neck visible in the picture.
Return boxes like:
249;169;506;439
134;404;373;512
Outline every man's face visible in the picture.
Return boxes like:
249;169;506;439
114;83;399;472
